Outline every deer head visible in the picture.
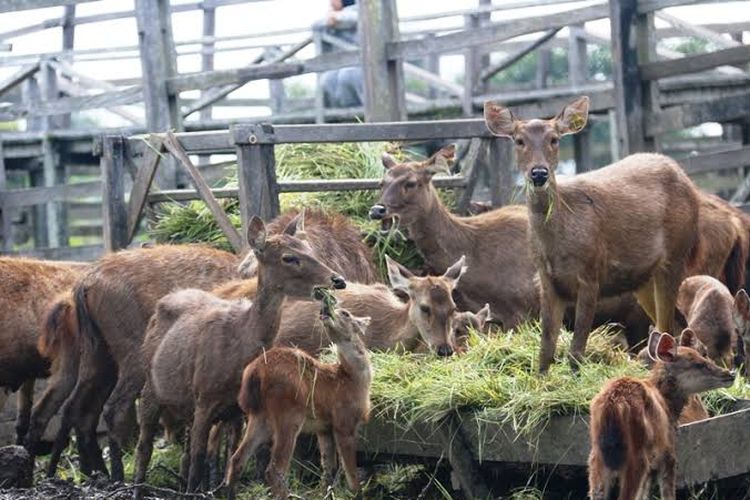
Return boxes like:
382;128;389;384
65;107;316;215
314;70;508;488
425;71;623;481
484;96;589;190
245;214;346;298
647;329;735;394
369;145;455;227
320;305;371;346
386;254;466;357
452;304;491;352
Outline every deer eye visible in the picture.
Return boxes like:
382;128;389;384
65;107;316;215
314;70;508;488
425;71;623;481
419;305;431;315
405;181;417;189
550;137;559;146
515;138;525;147
342;310;351;318
281;254;300;265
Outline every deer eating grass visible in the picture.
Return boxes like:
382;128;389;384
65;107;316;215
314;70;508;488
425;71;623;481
589;330;735;499
225;303;372;500
677;275;750;369
369;146;538;329
134;214;346;493
276;254;467;356
484;96;701;372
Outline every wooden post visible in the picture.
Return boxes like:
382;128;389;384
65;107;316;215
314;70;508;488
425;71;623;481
568;24;592;172
60;5;75;129
637;12;660;152
0;140;12;252
425;34;440;100
358;0;406;122
22;76;41;132
488;138;514;206
313;30;325;124
609;0;645;156
435;414;491;499
233;124;280;230
463;13;480;117
536;48;551;89
100;136;129;252
135;0;182;188
41;137;63;247
608;109;620;162
198;5;215;165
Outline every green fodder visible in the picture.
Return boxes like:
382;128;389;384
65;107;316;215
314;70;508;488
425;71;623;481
369;321;750;442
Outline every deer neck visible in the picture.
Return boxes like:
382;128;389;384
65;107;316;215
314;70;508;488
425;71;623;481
392;301;421;349
526;178;567;247
651;367;689;424
337;340;372;387
406;188;472;269
248;269;286;347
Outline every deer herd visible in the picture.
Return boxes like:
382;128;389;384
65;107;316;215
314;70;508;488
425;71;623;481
1;96;749;499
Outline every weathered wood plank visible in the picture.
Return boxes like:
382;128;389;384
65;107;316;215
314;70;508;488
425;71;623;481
487;138;514;206
435;414;491;499
654;11;741;49
0;63;40;99
0;179;101;210
641;45;750;81
126;136;163;241
480;28;561;83
647;92;750;135
1;86;143;120
100;136;129;252
234;124;280;228
163;131;243;253
388;3;609;60
679;145;750;175
637;0;730;14
0;0;97;13
457;139;484;213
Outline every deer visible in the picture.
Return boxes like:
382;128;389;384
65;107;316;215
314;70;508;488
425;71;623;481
452;304;491;353
676;275;750;369
589;329;735;499
134;214;347;493
484;96;701;373
0;257;87;449
225;302;372;500
369;145;538;329
44;208;376;481
275;255;467;357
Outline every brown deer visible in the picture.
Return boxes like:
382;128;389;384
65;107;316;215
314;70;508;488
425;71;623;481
484;96;701;372
452;304;491;353
275;255;466;356
225;303;372;500
134;215;346;493
369;146;538;329
0;257;86;448
589;330;734;499
677;275;750;368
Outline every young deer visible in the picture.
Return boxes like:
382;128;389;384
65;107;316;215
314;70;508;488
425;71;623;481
276;254;466;356
589;330;734;499
677;275;750;369
452;304;491;353
225;303;372;499
484;96;701;372
369;146;538;329
135;214;346;493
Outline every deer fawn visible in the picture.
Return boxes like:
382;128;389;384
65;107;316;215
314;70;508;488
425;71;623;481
590;329;735;499
452;304;491;353
677;275;750;369
484;96;701;372
135;214;346;493
225;302;371;500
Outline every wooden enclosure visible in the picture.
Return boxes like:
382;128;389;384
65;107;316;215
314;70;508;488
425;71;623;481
0;0;748;259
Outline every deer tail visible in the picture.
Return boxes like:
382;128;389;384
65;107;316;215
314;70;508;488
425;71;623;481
73;283;103;349
238;370;263;415
723;237;746;295
595;403;627;471
38;296;78;361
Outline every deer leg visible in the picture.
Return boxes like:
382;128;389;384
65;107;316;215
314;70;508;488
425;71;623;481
538;283;566;374
658;453;676;500
14;379;35;445
654;270;680;335
187;403;221;492
618;460;648;500
333;428;361;493
226;415;270;500
180;427;191;486
133;382;162;500
569;281;599;371
317;430;337;486
103;363;145;482
635;279;658;326
266;415;304;500
206;423;223;490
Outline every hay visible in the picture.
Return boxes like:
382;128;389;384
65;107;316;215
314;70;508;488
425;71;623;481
368;321;750;441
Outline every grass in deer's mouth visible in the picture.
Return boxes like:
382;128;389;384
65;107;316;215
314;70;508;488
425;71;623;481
313;286;338;319
368;321;750;442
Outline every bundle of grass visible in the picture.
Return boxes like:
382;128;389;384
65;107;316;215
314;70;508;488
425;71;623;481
368;322;750;441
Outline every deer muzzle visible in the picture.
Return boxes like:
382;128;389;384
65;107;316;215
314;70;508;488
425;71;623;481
369;204;387;220
436;344;454;357
530;166;549;187
331;275;347;289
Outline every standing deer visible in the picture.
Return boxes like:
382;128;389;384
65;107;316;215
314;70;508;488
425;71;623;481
275;255;466;356
677;275;750;368
589;330;735;499
135;215;346;493
0;257;86;448
484;96;701;372
225;303;372;499
369;146;538;329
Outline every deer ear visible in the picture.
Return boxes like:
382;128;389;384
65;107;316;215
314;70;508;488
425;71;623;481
283;210;305;237
424;145;455;177
356;316;372;332
443;255;467;285
555;96;589;136
385;255;412;294
247;216;267;252
655;332;678;363
475;303;491;327
484;101;516;138
733;289;750;326
382;153;398;170
679;328;698;348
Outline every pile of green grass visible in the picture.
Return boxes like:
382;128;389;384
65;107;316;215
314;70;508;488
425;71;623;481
148;142;456;273
368;322;750;441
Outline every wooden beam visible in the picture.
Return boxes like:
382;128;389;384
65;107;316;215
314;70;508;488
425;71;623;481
388;3;609;60
234;124;280;227
457;139;484;213
0;180;101;209
0;0;97;14
434;414;491;499
163;131;243;253
358;0;406;122
679;145;750;175
637;0;729;14
647;92;750;135
0;63;39;99
100;136;129;252
1;86;143;120
126;136;164;241
480;28;561;83
655;11;740;49
641;45;750;81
